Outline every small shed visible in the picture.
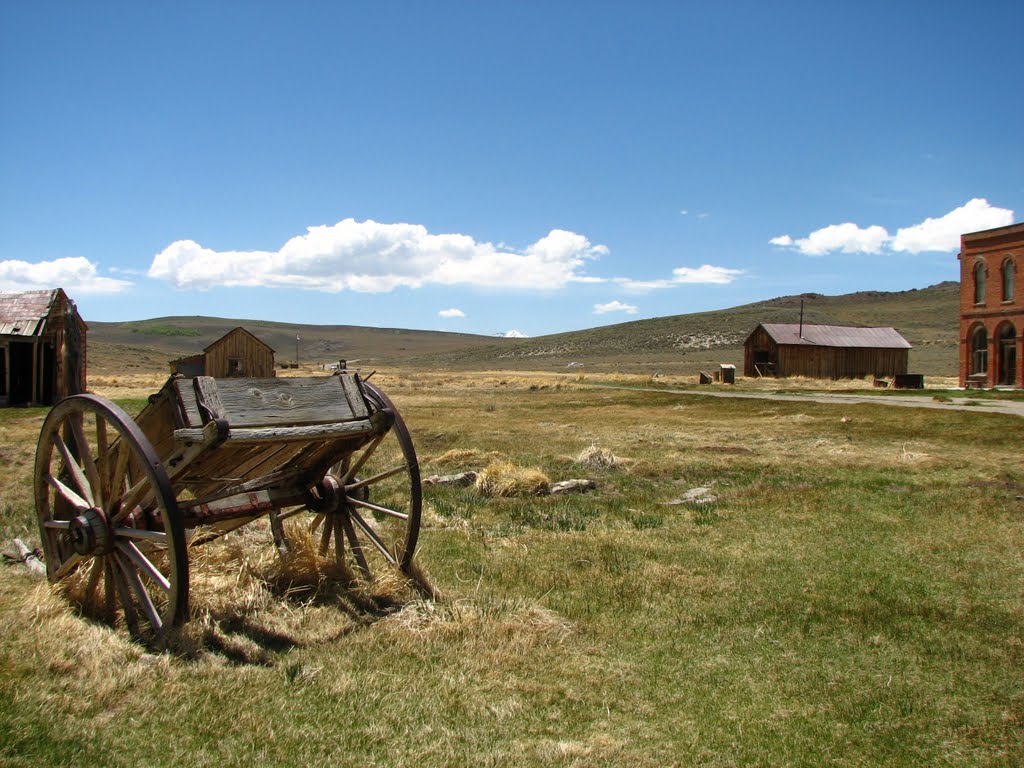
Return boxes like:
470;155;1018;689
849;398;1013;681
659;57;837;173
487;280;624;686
0;288;87;406
743;323;911;379
170;327;275;378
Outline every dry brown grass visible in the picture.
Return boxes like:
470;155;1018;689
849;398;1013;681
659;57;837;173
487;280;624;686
574;444;623;470
475;461;552;497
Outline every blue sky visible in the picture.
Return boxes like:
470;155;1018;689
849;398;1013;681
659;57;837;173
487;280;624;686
1;2;1021;338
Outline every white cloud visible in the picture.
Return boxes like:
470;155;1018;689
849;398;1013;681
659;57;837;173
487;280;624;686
438;308;466;318
149;219;608;293
614;264;745;292
792;223;890;256
501;329;528;338
671;264;744;283
891;198;1014;253
771;198;1014;257
594;300;639;315
0;256;133;294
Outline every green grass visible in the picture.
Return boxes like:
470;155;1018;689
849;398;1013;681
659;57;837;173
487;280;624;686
127;323;202;337
1;377;1022;766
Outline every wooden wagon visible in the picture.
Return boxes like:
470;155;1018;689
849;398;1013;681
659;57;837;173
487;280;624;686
34;373;421;643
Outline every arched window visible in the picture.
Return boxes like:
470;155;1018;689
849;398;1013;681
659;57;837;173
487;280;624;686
1002;258;1015;302
971;326;988;375
974;261;987;304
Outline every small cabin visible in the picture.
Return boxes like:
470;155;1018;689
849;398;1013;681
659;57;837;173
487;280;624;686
0;288;87;406
170;327;276;378
744;323;910;380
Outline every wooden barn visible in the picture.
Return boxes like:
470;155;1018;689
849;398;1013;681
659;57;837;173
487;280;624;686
170;327;275;378
743;323;911;380
0;288;87;407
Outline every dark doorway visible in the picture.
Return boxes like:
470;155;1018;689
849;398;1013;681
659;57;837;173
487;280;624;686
9;341;34;405
997;326;1017;386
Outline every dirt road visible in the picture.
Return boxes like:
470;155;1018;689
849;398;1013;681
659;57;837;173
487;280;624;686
588;384;1024;418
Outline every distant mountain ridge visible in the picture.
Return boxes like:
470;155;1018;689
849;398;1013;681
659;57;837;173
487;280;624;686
87;281;960;376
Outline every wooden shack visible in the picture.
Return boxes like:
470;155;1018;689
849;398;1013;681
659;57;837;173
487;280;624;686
743;323;910;380
170;327;275;378
0;288;87;406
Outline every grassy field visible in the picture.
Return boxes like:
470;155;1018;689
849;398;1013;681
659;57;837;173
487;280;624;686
1;368;1022;766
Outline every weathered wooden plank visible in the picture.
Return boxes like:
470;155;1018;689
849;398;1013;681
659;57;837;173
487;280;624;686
337;374;371;419
193;376;226;422
213;376;359;426
173;417;376;445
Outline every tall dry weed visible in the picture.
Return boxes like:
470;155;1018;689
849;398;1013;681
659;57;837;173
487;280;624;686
475;461;551;497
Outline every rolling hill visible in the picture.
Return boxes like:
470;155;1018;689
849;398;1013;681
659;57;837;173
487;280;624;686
87;281;961;376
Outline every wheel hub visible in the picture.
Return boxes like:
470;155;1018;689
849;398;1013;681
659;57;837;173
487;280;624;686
68;508;112;556
308;474;344;514
308;473;370;515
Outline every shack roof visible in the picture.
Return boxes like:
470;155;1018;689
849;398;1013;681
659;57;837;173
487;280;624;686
203;326;276;353
754;323;911;349
0;289;62;337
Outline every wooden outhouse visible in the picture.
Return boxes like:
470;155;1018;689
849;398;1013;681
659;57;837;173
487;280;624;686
744;323;910;380
0;288;87;406
170;327;275;378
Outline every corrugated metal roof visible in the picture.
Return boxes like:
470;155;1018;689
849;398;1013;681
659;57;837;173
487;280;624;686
759;323;912;349
0;290;58;337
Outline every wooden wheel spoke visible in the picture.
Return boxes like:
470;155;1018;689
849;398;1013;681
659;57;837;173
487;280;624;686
110;556;141;635
104;559;117;617
68;415;103;508
337;510;372;578
95;418;110;509
45;473;91;512
113;527;167;545
319;513;334;555
339;434;386;484
52;434;95;507
114;551;163;632
345;463;408;493
111;476;156;525
310;512;325;534
348;496;408;521
332;515;346;568
42;519;71;530
85;558;104;602
347;507;398;566
106;442;131;517
54;552;87;581
115;541;170;592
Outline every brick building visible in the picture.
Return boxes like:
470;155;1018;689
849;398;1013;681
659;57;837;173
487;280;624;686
958;223;1023;388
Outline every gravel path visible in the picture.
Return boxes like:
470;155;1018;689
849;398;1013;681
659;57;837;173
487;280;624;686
587;384;1024;418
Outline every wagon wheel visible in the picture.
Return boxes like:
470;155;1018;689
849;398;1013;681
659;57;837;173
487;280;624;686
34;394;188;643
295;381;422;584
